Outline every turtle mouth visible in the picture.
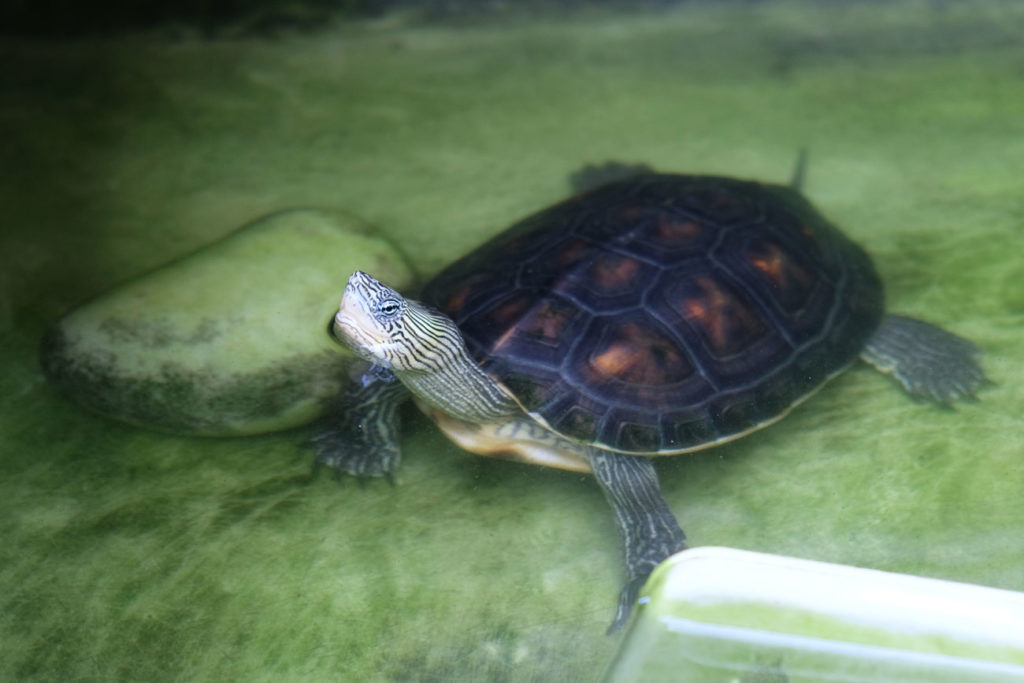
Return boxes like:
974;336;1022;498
332;310;372;353
326;315;341;342
331;292;392;366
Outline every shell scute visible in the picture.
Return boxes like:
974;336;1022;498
466;292;587;370
581;315;696;387
659;273;770;359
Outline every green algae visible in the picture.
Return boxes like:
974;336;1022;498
2;1;1023;680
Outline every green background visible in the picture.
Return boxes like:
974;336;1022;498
2;1;1022;680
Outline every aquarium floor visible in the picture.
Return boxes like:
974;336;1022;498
2;1;1023;680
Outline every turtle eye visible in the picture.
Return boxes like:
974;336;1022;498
376;297;404;320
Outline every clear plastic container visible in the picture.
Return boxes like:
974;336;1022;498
606;547;1024;682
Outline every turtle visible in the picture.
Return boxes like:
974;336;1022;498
314;159;986;632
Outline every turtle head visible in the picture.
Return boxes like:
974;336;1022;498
332;271;461;374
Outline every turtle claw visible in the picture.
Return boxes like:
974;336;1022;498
310;375;408;482
311;424;400;480
607;575;649;634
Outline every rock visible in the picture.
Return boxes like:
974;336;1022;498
40;208;414;436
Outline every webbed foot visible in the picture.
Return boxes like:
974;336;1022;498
608;575;650;634
862;314;987;405
569;161;655;194
311;369;410;481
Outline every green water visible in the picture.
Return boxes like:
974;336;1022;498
2;2;1023;680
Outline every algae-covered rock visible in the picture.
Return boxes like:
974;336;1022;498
40;209;414;436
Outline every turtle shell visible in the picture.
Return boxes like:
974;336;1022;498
420;173;884;455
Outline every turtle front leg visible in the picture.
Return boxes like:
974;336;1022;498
588;449;688;633
861;314;987;405
312;368;410;481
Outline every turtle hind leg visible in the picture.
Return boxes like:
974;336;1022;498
861;314;988;405
311;369;410;481
587;448;688;633
569;162;656;194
